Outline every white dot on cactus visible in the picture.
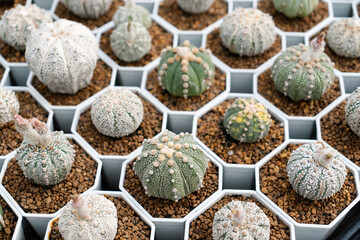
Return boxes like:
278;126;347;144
162;137;169;142
171;179;175;183
146;179;150;182
192;48;199;54
169;169;175;174
292;68;297;73
167;141;174;148
285;57;290;61
183;89;188;93
182;83;189;88
150;149;157;155
183;143;189;149
309;76;315;81
149;170;154;175
199;47;205;52
291;56;297;61
181;75;189;81
176;152;183;158
157;143;164;149
183;157;188;163
192;145;197;149
287;75;292;80
143;152;148;157
309;85;314;89
172;188;177;192
167;57;174;64
153;161;159;167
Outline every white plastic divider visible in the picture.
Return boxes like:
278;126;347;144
0;56;10;87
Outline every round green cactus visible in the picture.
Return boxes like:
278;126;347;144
112;0;151;28
176;0;214;14
158;40;215;99
61;0;113;19
345;87;360;137
274;0;319;18
133;130;208;201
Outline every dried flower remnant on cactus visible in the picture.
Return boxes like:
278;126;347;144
345;87;360;137
273;0;319;18
0;87;20;129
61;0;113;19
176;0;214;14
112;0;152;28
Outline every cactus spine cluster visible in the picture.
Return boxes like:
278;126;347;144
345;87;360;137
0;88;20;129
134;130;208;201
176;0;214;14
112;0;152;28
60;0;113;19
213;200;271;240
220;7;276;56
15;116;75;186
158;40;215;99
273;0;319;18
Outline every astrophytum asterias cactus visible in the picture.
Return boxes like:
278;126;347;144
274;0;319;18
345;87;360;137
0;87;20;129
176;0;214;14
220;7;276;56
134;130;208;201
112;0;151;28
60;0;113;19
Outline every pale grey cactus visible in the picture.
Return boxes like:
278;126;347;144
25;19;99;94
91;88;144;138
58;193;118;240
0;88;20;129
220;7;276;56
176;0;214;14
112;0;152;28
213;200;271;240
0;205;4;231
345;87;360;137
110;22;151;62
274;0;319;18
15;116;75;186
60;0;113;19
0;4;53;50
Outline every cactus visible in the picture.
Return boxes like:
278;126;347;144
60;0;113;19
213;200;270;240
112;0;151;28
91;88;144;138
133;130;208;201
220;7;276;57
25;19;99;94
273;0;319;18
15;115;75;186
58;193;117;240
223;98;271;143
0;205;4;231
345;87;360;137
327;18;360;58
110;22;151;62
158;40;215;99
272;33;335;101
287;142;347;200
0;88;20;129
0;4;53;50
176;0;214;14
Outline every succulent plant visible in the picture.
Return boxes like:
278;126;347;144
91;88;144;138
272;33;335;101
287;142;347;200
58;193;117;240
15;115;75;186
60;0;113;19
213;200;270;240
0;88;20;129
345;87;360;137
25;19;98;94
158;40;215;99
327;18;360;58
112;0;151;28
176;0;214;14
220;7;276;57
273;0;319;18
134;130;208;201
110;22;151;62
223;98;271;143
0;4;53;50
0;205;4;231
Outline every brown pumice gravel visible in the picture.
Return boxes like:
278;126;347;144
32;60;112;106
260;144;357;224
77;96;163;156
257;0;329;32
0;39;25;63
0;0;26;16
124;161;218;218
189;195;291;240
100;22;173;67
0;92;48;156
0;196;18;240
146;68;226;111
158;0;227;31
2;140;98;214
0;66;4;80
197;99;284;164
257;69;341;117
49;196;151;240
206;29;282;69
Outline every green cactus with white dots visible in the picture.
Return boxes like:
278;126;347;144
274;0;319;18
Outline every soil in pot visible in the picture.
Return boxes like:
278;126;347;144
158;0;227;31
197;99;285;164
0;195;18;240
2;140;98;214
0;39;25;63
189;195;291;240
257;69;341;117
32;60;112;106
0;0;26;16
0;92;48;156
49;196;151;240
260;144;357;224
124;160;219;218
0;66;4;80
206;29;282;69
257;0;329;32
146;68;226;111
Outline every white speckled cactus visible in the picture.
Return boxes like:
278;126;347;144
287;142;347;200
25;19;98;94
327;18;360;58
91;88;144;138
0;88;19;129
58;193;117;240
0;4;53;50
61;0;113;19
213;200;270;240
134;130;208;201
0;205;4;231
176;0;214;14
15;116;75;186
345;87;360;137
220;7;276;56
110;22;151;62
274;0;319;18
112;0;151;28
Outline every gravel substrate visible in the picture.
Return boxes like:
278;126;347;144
146;68;226;111
0;39;25;63
260;144;357;224
0;0;26;16
2;140;98;214
0;66;4;81
197;99;284;164
257;69;341;117
124;160;218;218
189;195;290;240
0;196;18;240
